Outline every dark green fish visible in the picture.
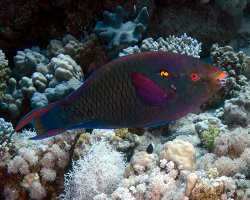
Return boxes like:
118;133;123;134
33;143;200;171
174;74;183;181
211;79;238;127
14;51;226;139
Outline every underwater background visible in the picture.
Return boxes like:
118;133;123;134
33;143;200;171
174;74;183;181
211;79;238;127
0;0;249;199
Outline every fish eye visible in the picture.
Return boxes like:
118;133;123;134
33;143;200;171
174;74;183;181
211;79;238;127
190;73;199;81
160;70;169;77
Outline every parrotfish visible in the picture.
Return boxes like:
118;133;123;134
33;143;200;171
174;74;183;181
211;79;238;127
14;51;226;139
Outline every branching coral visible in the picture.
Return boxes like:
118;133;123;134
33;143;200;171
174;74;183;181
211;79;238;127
0;118;14;167
0;50;11;104
60;139;126;200
210;44;249;92
119;33;202;58
114;128;132;139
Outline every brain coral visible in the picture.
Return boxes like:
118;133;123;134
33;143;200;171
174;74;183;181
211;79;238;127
159;139;196;171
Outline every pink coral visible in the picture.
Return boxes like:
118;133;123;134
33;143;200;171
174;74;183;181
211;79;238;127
214;134;229;156
214;128;250;157
29;181;46;200
241;148;250;165
40;168;57;182
7;155;30;175
213;157;247;176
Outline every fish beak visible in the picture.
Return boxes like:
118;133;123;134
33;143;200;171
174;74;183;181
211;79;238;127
216;71;227;85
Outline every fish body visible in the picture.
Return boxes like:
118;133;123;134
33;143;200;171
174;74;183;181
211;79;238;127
14;51;226;139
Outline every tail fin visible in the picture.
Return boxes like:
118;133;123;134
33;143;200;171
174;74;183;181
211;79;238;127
14;102;67;140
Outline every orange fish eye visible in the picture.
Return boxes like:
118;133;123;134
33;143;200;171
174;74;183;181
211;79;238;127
190;73;198;81
160;70;169;77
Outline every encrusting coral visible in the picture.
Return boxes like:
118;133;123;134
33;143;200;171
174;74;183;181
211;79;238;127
159;139;196;171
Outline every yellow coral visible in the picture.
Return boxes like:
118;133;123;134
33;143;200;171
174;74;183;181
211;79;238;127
73;133;91;160
208;168;219;179
114;128;131;139
76;133;91;146
190;180;224;200
202;125;220;152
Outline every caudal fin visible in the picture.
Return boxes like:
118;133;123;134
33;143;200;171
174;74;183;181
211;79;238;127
14;102;67;140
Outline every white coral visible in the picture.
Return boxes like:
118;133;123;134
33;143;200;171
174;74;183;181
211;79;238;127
159;139;196;171
119;33;202;58
47;54;84;82
60;140;125;200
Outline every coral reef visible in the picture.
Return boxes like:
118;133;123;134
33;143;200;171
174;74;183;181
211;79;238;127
114;128;132;139
223;84;249;127
201;125;220;152
0;2;249;200
0;129;80;200
46;33;110;74
159;139;196;171
0;118;14;167
0;50;11;104
0;49;84;119
112;163;181;200
1;0;248;57
211;44;249;88
60;139;126;200
94;6;149;50
196;126;250;178
13;48;48;79
119;33;202;58
185;172;198;197
125;151;158;176
47;54;83;82
190;178;225;200
214;127;250;158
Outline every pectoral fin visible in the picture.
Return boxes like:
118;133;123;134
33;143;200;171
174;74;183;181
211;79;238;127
132;72;169;106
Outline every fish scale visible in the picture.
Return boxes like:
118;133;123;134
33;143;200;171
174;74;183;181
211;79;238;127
14;51;226;139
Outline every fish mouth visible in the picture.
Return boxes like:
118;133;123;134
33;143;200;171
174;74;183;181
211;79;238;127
215;71;227;85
